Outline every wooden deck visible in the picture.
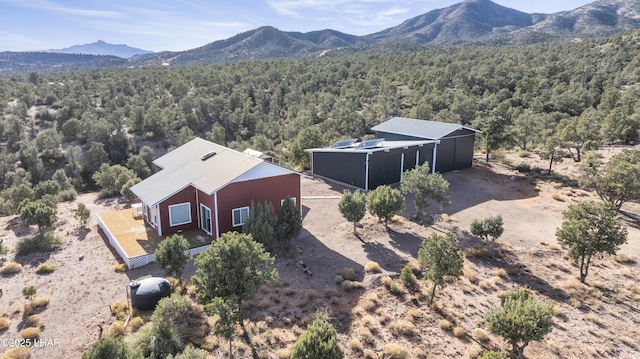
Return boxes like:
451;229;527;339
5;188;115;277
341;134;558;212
97;208;212;258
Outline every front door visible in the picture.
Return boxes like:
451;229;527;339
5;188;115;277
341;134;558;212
200;204;212;235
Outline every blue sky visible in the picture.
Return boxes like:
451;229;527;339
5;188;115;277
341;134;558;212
0;0;595;52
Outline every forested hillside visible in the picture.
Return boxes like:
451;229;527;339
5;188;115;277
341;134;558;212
1;29;640;214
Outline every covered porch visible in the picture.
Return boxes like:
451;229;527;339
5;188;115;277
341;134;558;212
97;207;213;269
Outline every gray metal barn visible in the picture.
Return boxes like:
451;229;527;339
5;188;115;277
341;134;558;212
306;117;480;190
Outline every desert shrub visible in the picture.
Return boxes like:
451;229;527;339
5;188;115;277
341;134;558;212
438;319;453;331
478;350;509;359
114;263;128;272
0;317;10;331
82;336;136;359
20;327;41;340
348;338;363;352
517;150;531;158
31;296;50;309
26;315;40;327
383;343;408;359
400;265;416;288
388;279;404;295
35;263;57;274
290;309;343;359
129;317;144;331
473;328;490;342
464;267;478;283
0;238;7;255
22;286;37;301
109;321;125;337
380;275;392;287
110;300;130;320
1;347;31;359
363;349;376;358
341;267;356;280
16;231;61;256
515;163;531;172
333;275;344;284
1;262;22;274
57;188;78;201
341;280;354;290
388;320;416;336
364;261;381;273
453;326;466;337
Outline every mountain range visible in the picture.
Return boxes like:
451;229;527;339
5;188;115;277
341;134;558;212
46;40;154;59
2;0;640;73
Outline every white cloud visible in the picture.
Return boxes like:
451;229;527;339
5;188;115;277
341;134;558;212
0;0;123;18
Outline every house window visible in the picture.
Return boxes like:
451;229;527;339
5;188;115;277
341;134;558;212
200;204;212;235
232;206;249;227
281;197;297;206
168;203;191;226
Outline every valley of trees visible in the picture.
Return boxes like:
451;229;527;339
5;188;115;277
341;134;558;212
2;29;640;221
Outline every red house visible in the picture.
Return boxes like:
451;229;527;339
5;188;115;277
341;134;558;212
129;138;301;239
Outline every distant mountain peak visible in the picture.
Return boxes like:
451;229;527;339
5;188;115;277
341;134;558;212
47;40;154;59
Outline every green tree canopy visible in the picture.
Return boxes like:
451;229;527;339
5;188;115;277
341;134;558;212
243;201;277;249
291;309;344;359
83;336;140;359
418;232;464;304
470;215;504;243
485;287;554;359
580;149;640;210
92;163;139;198
277;196;302;245
555;200;628;283
338;189;367;235
74;203;91;228
154;234;190;285
19;199;56;232
366;185;405;228
400;162;451;218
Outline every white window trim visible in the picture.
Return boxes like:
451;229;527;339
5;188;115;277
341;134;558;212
281;197;297;206
232;206;250;227
168;202;192;227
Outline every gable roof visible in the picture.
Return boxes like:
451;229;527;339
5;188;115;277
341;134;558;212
371;117;480;140
130;138;293;206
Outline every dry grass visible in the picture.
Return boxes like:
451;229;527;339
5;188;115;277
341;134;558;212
26;314;41;327
615;253;633;263
363;348;377;358
473;328;490;342
383;343;409;359
0;317;10;331
348;338;363;353
35;263;57;274
364;261;382;273
438;319;453;331
548;243;562;251
1;347;31;359
111;299;129;320
491;267;508;277
114;263;128;272
20;327;41;340
31;296;50;309
0;262;22;274
452;326;466;337
463;267;478;283
388;320;417;336
109;321;125;337
341;267;356;280
128;316;144;331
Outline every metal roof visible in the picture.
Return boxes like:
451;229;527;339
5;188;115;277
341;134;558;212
130;138;269;206
371;117;480;140
305;139;437;154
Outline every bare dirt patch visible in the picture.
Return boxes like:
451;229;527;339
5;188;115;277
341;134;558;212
1;148;639;358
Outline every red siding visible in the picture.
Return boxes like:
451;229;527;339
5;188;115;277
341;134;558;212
158;186;198;235
216;173;301;236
